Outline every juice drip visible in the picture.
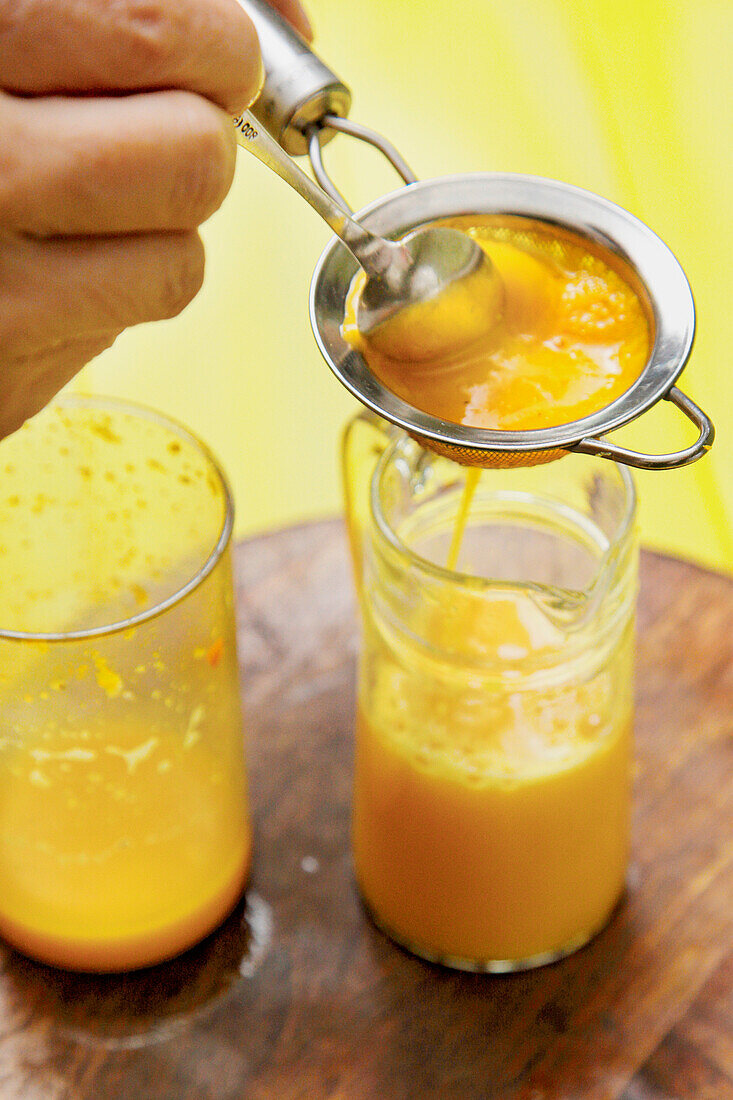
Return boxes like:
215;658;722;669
446;468;481;571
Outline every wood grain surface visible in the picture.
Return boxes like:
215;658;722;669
0;520;730;1100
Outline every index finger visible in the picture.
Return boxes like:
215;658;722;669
0;0;262;113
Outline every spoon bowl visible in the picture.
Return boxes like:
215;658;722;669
357;226;504;362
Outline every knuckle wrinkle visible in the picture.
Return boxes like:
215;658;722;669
115;0;179;80
170;104;235;226
161;232;205;317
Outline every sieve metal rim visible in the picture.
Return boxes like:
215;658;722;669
309;173;709;467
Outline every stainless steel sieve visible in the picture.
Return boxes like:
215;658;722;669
310;175;713;470
240;0;714;470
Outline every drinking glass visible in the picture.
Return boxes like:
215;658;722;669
0;397;251;971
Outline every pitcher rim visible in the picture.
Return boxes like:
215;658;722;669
369;436;637;603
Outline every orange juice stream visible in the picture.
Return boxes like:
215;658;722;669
446;467;481;571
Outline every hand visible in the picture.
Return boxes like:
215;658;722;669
0;0;311;440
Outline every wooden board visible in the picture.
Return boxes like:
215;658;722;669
0;520;731;1099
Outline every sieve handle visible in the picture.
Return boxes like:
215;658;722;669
574;387;715;470
236;0;351;155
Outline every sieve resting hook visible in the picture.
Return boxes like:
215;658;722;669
306;116;418;213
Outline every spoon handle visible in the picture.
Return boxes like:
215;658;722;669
235;0;351;156
232;111;404;279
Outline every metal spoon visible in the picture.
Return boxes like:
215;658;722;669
233;111;502;361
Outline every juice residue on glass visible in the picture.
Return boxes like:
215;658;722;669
342;214;651;432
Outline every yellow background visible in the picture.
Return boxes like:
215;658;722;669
79;0;732;572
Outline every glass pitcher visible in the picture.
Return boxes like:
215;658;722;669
342;412;638;971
